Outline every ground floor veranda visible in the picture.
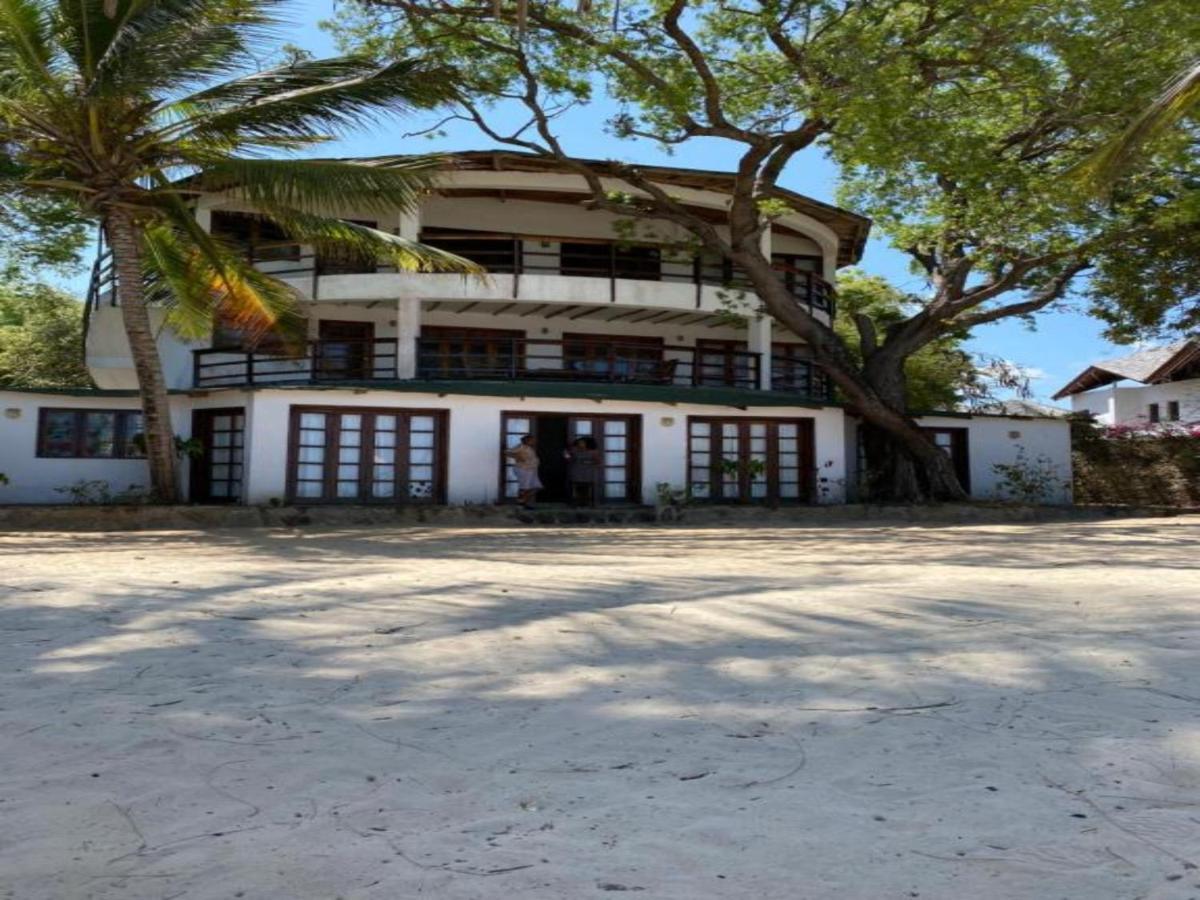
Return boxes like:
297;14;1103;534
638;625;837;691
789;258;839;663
0;384;1073;507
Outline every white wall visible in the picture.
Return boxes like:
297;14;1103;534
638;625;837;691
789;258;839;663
0;390;259;504
1069;380;1200;426
915;414;1073;504
240;388;847;506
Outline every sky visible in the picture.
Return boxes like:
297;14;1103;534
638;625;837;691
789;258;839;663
102;0;1141;402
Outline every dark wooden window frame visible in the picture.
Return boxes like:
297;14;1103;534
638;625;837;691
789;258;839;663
921;426;971;494
285;405;449;505
497;411;642;504
315;319;376;381
189;407;245;503
686;415;816;504
36;407;146;459
1148;402;1161;424
210;210;300;263
419;325;527;378
1167;400;1181;422
562;332;665;380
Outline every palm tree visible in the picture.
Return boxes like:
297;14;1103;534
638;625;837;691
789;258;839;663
0;0;477;501
1079;59;1200;190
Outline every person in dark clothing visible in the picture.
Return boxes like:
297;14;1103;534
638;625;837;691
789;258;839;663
564;436;602;507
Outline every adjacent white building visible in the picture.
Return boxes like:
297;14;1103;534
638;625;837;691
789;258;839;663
0;152;1072;507
1054;340;1200;427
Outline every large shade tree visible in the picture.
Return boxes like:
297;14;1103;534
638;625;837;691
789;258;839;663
335;0;1199;500
0;0;476;501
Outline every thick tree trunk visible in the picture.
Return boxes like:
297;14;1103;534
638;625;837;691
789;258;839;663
105;210;180;503
728;246;967;502
858;355;965;502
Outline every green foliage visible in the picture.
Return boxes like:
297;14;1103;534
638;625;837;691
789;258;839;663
332;0;1200;361
1084;196;1200;341
991;447;1070;505
0;281;91;388
1072;419;1200;508
0;0;479;350
834;271;978;411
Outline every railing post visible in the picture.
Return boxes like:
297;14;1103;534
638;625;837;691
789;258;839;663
246;351;255;386
192;352;201;388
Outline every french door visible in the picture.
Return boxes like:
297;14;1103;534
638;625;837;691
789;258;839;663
688;417;814;503
500;413;641;503
190;408;245;503
287;407;446;504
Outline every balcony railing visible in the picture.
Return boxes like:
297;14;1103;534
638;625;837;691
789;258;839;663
416;337;761;389
191;336;835;402
192;338;399;388
195;233;834;316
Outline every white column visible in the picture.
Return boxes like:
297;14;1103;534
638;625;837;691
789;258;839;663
752;225;773;390
396;295;421;379
397;209;419;242
748;315;773;391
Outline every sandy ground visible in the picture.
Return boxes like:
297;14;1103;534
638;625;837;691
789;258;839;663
2;519;1200;900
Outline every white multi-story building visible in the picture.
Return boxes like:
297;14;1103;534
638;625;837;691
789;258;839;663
1054;340;1200;427
0;152;1072;506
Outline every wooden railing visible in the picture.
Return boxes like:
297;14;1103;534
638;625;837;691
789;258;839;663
192;338;399;388
415;337;761;390
191;336;835;402
211;234;835;316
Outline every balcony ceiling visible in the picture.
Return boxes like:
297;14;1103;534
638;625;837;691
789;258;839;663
423;299;742;329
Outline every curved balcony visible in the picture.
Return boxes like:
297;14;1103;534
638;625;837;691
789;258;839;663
191;336;835;403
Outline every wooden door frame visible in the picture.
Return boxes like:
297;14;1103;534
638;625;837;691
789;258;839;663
687;415;816;504
498;411;643;504
285;405;449;505
921;426;971;494
189;407;245;504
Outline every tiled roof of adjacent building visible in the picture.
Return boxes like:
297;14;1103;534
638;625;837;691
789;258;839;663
1053;339;1200;398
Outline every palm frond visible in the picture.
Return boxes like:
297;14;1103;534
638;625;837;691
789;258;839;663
169;56;457;147
0;0;61;91
183;156;443;216
77;0;284;97
1077;60;1200;191
141;219;305;345
260;208;485;275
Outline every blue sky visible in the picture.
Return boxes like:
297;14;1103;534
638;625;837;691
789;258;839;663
127;0;1140;400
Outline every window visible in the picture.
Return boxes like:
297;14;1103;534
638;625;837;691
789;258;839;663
922;427;970;493
687;417;814;504
210;211;299;262
287;407;446;504
1148;403;1161;424
211;309;299;355
38;408;145;459
420;234;519;273
563;333;665;381
1168;401;1181;422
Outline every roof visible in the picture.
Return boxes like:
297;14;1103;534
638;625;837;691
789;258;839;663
1052;339;1200;398
333;149;872;267
971;399;1072;418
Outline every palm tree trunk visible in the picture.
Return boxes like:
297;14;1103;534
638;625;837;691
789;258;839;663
105;209;180;503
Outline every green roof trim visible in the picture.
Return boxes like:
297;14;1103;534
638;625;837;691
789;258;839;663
189;378;840;409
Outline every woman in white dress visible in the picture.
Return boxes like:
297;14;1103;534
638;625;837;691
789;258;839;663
505;434;543;509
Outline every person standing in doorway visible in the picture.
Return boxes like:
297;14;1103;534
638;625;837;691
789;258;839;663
564;436;602;507
505;433;542;509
